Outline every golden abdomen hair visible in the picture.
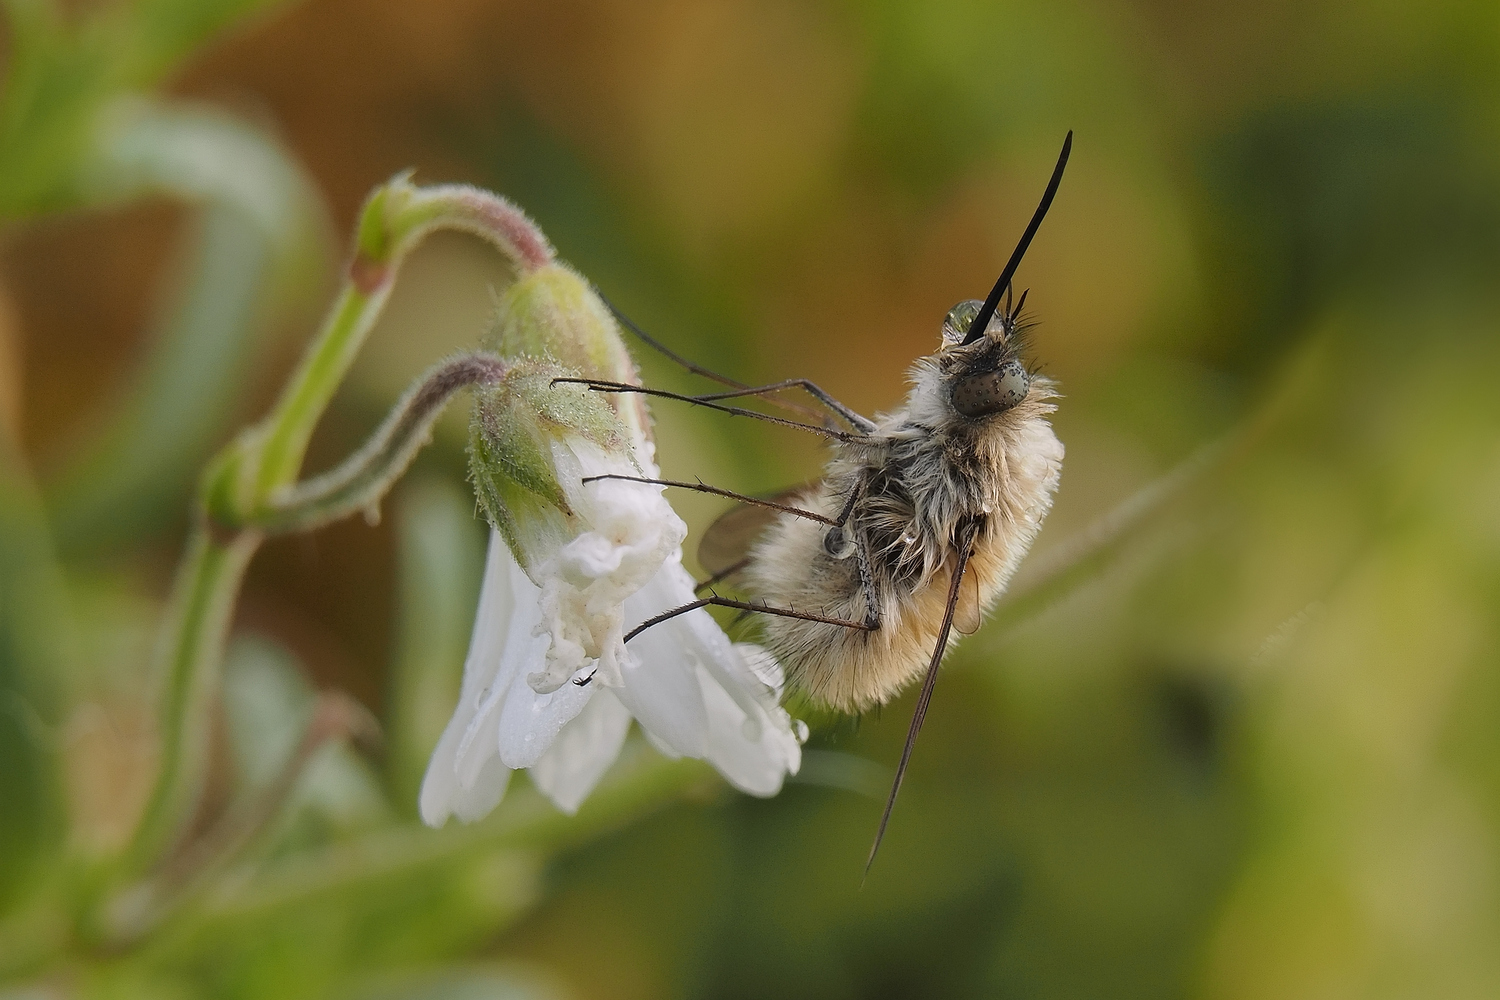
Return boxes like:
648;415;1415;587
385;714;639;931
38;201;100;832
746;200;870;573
744;412;1064;714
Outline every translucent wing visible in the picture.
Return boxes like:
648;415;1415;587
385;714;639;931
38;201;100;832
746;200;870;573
697;482;819;580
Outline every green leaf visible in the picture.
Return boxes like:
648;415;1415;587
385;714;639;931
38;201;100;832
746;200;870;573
222;636;391;851
0;0;304;217
47;99;330;552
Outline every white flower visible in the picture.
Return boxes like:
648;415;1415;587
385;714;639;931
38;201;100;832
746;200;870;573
421;256;802;822
420;441;803;822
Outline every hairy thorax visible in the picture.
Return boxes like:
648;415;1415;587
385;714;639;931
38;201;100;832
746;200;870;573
744;382;1063;713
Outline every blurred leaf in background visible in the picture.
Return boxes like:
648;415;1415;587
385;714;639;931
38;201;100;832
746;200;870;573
1;0;330;553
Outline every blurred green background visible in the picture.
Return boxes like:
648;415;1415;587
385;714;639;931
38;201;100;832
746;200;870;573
4;0;1500;997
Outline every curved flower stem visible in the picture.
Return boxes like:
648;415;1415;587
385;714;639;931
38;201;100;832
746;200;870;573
250;352;507;535
204;179;554;524
116;179;553;896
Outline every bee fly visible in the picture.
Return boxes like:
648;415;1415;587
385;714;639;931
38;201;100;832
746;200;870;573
559;132;1072;871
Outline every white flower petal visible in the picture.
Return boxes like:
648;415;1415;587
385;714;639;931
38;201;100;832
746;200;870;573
419;531;516;826
619;557;802;796
529;690;633;814
423;426;803;823
420;714;507;825
525;439;687;694
698;662;801;796
613;564;711;757
497;666;595;769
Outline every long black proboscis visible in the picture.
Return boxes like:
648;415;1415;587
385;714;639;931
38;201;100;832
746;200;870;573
864;521;980;879
962;131;1074;345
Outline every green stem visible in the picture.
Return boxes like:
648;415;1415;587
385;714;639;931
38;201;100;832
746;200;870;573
120;177;555;898
120;525;260;881
226;180;555;516
250;352;507;534
248;284;393;501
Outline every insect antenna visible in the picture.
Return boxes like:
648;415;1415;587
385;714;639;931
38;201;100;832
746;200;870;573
962;131;1073;345
865;519;981;879
1008;288;1029;325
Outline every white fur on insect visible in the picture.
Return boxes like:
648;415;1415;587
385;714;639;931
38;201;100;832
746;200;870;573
743;303;1064;713
566;132;1075;868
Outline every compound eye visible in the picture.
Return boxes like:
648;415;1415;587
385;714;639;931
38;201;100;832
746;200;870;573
951;361;1030;417
941;300;984;346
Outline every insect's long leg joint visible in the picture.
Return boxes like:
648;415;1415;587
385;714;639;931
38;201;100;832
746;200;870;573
594;291;835;426
865;519;982;878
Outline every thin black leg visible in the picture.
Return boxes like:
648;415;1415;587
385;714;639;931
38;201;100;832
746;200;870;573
552;378;859;442
694;557;750;596
864;519;982;878
691;380;875;433
596;291;832;425
595;290;745;388
582;474;842;526
624;595;876;645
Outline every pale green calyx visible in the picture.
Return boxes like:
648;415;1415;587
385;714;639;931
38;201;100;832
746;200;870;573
469;259;657;575
468;359;634;576
485;263;651;453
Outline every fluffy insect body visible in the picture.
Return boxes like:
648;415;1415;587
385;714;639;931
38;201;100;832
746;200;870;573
745;317;1064;714
573;131;1074;870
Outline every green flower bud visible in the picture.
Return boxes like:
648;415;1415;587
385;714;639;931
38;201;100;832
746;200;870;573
468;359;632;576
484;263;651;453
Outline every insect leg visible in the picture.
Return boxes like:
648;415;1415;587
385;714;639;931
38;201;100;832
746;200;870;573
596;291;832;425
852;526;883;630
694;557;750;596
624;597;875;644
595;290;745;388
552;378;858;442
582;474;843;526
690;380;876;433
865;518;981;878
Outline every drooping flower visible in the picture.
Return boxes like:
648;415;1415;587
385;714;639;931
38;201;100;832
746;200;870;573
419;263;802;822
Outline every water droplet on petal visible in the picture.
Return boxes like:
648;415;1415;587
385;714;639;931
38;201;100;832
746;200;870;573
792;719;810;743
